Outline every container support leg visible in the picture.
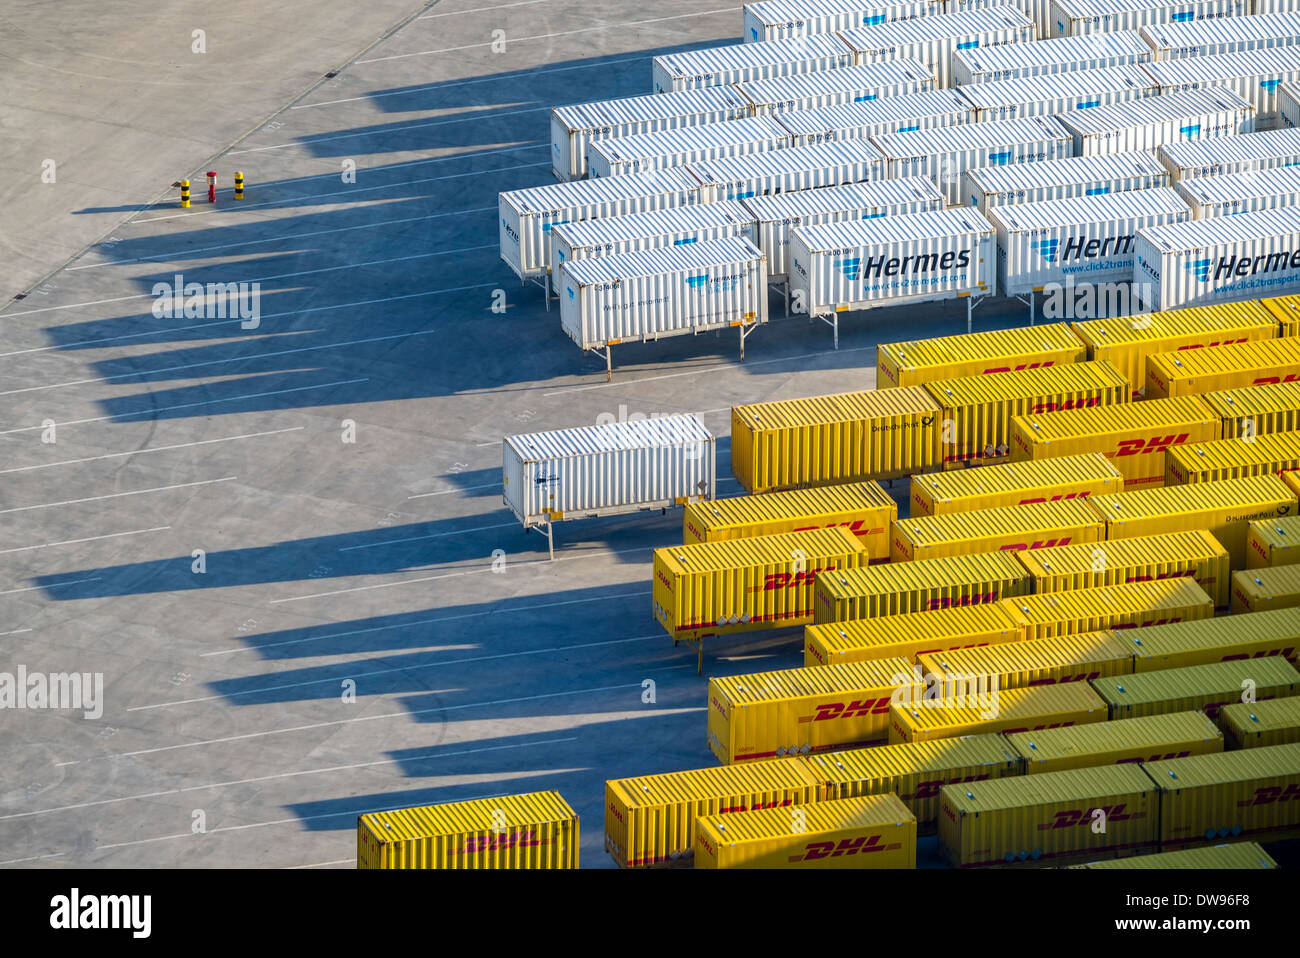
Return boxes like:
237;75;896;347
966;295;972;334
833;312;839;351
604;345;612;382
544;520;554;561
784;283;790;319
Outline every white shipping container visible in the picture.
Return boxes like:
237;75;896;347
743;0;939;42
652;34;853;92
550;202;758;280
962;150;1170;213
870;114;1074;206
947;0;1050;39
742;177;945;282
836;7;1035;88
551;88;750;182
951;31;1151;84
1257;0;1300;10
1048;0;1246;37
787;208;997;339
502;416;717;554
1058;87;1255;156
558;237;770;372
1133;206;1300;309
1141;49;1300;130
1140;12;1300;59
774;89;975;146
499;169;707;281
587;116;792;178
955;65;1156;122
738;60;935;114
991;187;1190;296
1156;127;1300;180
686;140;887;201
1281;81;1300;129
1174;164;1300;217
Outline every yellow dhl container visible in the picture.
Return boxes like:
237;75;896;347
708;657;913;764
1219;697;1300;749
1146;336;1300;400
938;764;1159;868
1202;380;1300;439
693;793;916;869
1017;529;1230;609
1165;431;1300;487
1120;608;1300;672
1262;293;1300;336
1232;565;1300;614
804;734;1023;834
909;452;1122;518
1006;711;1223;775
357;791;578;869
1145;744;1300;851
1070;301;1278;399
652;527;866;671
876;324;1086;390
682;481;895;562
804;603;1022;667
1247;515;1300;569
1090;657;1300;721
997;578;1214;642
889;498;1103;562
1088;474;1299;570
1288;470;1300;500
924;361;1130;470
604;758;823;868
916;631;1134;691
1071;841;1279;869
1010;397;1219;491
812;549;1031;624
730;386;939;494
888;681;1108;744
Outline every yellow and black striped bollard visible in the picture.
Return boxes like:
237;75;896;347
234;171;244;200
180;179;191;208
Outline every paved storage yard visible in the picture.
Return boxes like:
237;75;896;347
2;0;1086;868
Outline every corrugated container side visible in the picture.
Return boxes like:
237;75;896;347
1145;336;1300;399
876;322;1086;390
997;577;1215;640
1048;0;1248;38
1261;291;1300;335
687;140;889;202
1156;126;1300;182
743;0;939;42
1119;607;1300;669
652;34;855;92
1006;711;1224;773
1140;48;1300;130
1219;697;1300;748
737;58;937;112
1059;86;1255;158
1176;165;1300;219
1072;841;1278;867
963;150;1171;216
1145;744;1300;850
804;602;1024;666
813;549;1034;623
1202;380;1300;439
951;30;1152;84
1088;473;1300;568
909;452;1122;517
889;497;1104;561
1246;514;1300;569
1231;564;1300;612
889;681;1109;744
917;630;1135;689
1089;656;1300;720
1165;432;1300;488
586;116;793;178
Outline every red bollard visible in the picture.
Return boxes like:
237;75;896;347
207;171;217;204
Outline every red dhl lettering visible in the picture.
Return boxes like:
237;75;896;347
912;491;932;515
1251;538;1269;560
1001;721;1075;735
792;519;882;539
1033;396;1100;414
608;802;625;825
720;798;792;814
1000;537;1071;551
1125;569;1194;583
893;535;912;558
1177;338;1246;351
697;832;716;858
711;696;727;719
1112;617;1182;630
1221;647;1295;662
1039;804;1136;830
1019;491;1090;505
460;830;543;853
1254;374;1300;385
1238;783;1300;807
1027;672;1099;685
789;834;884;862
942;803;958;823
927;591;999;610
812;698;890;722
892;716;910;740
1117;751;1191;765
878;360;897;386
760;569;829;591
806;642;827;665
909;774;990;800
984;361;1054;374
685;522;702;541
656;570;672;591
1116;433;1189;457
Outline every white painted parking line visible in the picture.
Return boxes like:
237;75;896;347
270;544;649;604
406;482;497;498
0;478;237;515
0;738;578;823
357;7;740;62
0;629;34;637
0;526;171;556
0;577;101;596
338;521;516;550
57;682;645;764
418;0;550;18
135;633;663;709
0;427;302;475
0;380;369;435
204;587;650;656
287;859;353;869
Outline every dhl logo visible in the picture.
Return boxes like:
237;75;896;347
697;832;716;858
1221;647;1295;662
1000;537;1071;551
878;361;899;387
761;569;829;590
1237;783;1300;807
460;830;543;853
808;698;890;722
788;834;885;862
909;774;990;800
1033;397;1100;414
984;361;1054;374
685;522;703;541
806;643;827;665
1117;751;1191;765
720;798;793;814
1254;374;1300;385
1038;804;1138;830
1126;569;1195;584
942;803;958;823
1116;433;1188;457
927;592;999;610
1177;339;1247;351
1112;617;1183;630
656;570;673;591
1251;538;1270;561
792;519;883;539
711;695;728;719
607;802;626;825
1018;491;1090;505
1027;672;1100;685
1001;721;1076;735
